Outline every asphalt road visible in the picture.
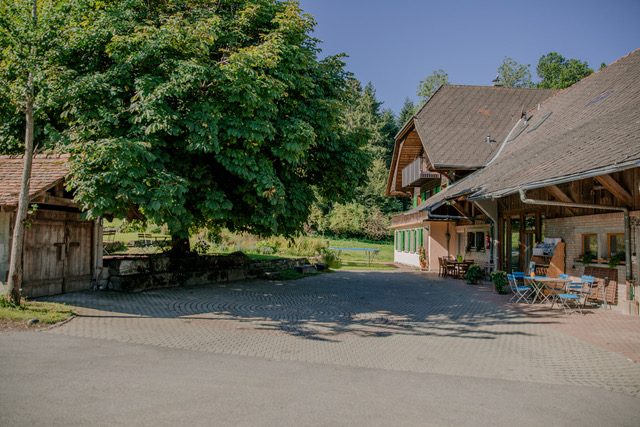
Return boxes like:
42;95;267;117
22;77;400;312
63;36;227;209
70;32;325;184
1;270;638;426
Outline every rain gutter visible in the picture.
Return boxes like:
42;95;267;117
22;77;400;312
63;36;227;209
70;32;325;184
519;189;632;281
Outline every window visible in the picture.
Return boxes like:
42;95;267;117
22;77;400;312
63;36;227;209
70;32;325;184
608;233;625;259
467;232;475;252
582;234;598;257
475;231;485;251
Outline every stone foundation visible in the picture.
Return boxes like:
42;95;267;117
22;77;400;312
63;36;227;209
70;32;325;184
103;252;310;293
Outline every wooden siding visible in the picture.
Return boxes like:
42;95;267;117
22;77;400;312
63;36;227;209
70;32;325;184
391;129;425;195
21;209;95;297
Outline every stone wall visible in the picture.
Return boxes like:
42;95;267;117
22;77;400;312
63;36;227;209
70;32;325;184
103;252;309;292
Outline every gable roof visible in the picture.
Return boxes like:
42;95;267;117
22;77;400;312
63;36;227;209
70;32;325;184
386;85;557;196
414;85;558;168
415;48;640;212
0;154;70;207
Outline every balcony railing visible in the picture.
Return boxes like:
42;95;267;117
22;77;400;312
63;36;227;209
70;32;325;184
401;157;440;188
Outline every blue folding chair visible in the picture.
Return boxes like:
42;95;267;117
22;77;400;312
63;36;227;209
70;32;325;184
508;273;532;304
568;275;595;308
549;274;570;308
557;276;594;314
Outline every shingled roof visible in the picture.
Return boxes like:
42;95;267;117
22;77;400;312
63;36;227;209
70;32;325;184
386;85;557;197
0;154;70;207
414;85;558;168
414;48;640;212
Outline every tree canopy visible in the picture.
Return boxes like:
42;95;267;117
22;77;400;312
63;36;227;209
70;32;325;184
417;69;449;103
536;52;594;89
3;0;370;243
496;57;533;88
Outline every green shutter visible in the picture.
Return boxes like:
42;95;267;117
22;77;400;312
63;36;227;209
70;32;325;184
410;230;414;252
413;196;418;208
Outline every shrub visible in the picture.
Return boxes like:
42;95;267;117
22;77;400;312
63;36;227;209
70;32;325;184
328;202;366;238
260;246;275;255
257;240;278;253
192;239;211;255
362;208;392;241
466;264;483;284
319;249;341;268
490;270;508;294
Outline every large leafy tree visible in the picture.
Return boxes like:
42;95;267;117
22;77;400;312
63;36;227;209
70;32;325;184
51;0;369;249
536;52;593;89
417;69;449;103
496;57;533;88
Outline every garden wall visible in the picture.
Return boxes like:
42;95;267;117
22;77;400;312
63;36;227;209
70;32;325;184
102;252;309;292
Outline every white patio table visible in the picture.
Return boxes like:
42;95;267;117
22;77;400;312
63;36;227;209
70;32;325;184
524;277;572;304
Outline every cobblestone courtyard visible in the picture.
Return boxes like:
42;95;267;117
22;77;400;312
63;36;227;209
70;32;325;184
44;269;640;398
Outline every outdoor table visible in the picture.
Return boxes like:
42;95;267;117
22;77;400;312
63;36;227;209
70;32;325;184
525;277;572;304
445;260;472;279
328;247;380;266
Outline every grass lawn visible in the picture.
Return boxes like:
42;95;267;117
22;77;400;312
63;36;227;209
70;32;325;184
0;298;75;331
324;238;394;264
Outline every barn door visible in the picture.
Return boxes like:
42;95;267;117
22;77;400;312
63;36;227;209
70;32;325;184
22;220;65;296
22;219;93;297
63;221;93;293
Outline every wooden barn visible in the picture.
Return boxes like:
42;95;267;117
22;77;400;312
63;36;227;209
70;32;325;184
0;154;101;298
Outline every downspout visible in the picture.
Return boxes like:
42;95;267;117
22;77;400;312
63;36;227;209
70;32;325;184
519;189;632;281
427;209;495;265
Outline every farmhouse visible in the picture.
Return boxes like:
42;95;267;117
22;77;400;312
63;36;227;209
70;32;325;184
389;49;640;313
386;84;556;270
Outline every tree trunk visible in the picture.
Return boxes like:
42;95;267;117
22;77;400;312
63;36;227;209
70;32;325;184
170;235;191;256
6;80;35;305
5;0;37;306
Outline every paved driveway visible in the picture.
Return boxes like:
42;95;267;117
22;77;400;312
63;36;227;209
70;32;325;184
1;270;639;425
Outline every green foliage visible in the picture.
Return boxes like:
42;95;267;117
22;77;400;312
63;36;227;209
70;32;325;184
397;97;418;128
5;0;369;244
490;270;508;294
191;239;211;255
0;295;74;325
319;249;341;269
418;246;427;263
465;264;483;284
496;57;533;88
581;252;595;265
536;52;594;89
257;240;278;253
329;202;366;237
608;252;624;269
417;69;449;103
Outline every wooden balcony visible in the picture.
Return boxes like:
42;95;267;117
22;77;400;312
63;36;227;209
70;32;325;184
401;157;440;188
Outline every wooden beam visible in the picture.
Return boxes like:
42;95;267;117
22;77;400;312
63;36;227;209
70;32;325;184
595;174;634;208
450;200;471;218
544;185;578;215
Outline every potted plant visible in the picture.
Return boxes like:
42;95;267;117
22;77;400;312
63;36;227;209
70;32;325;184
418;246;427;269
466;264;483;284
581;252;595;265
490;270;509;294
608;252;624;269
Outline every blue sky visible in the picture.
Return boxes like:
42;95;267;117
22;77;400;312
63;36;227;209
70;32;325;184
296;0;640;116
